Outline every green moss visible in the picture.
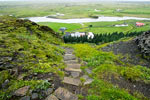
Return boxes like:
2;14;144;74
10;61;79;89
88;79;138;100
0;70;10;86
0;16;64;100
66;43;150;99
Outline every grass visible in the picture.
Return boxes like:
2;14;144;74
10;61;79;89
38;20;150;35
1;1;150;18
0;16;65;100
65;43;150;100
38;22;82;32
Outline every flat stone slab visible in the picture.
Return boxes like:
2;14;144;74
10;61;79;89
14;86;30;96
66;64;81;69
65;67;82;72
71;72;80;78
62;77;81;86
85;68;92;74
84;78;93;85
54;87;78;100
64;55;76;61
64;54;73;56
81;75;93;85
64;60;78;64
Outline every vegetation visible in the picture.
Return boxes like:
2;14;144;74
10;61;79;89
0;16;65;100
38;22;82;32
1;1;150;100
63;31;146;44
65;43;150;100
1;1;150;18
38;20;150;35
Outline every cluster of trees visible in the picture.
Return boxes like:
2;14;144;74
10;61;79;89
63;31;146;44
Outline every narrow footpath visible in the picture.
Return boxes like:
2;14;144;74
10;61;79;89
52;47;93;100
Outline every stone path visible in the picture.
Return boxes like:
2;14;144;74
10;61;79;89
52;47;93;100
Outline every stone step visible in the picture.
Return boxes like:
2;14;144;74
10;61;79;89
66;64;81;69
54;87;78;100
62;77;81;86
64;54;73;56
71;72;80;78
63;55;76;61
81;75;93;85
64;60;78;64
65;67;82;72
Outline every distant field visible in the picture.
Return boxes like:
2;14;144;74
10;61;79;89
38;22;82;32
38;20;150;34
1;1;150;18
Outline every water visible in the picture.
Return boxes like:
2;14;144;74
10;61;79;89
26;16;150;23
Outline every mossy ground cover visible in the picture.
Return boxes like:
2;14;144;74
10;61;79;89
63;43;150;100
0;16;65;100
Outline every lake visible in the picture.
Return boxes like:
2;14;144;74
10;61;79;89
25;16;150;23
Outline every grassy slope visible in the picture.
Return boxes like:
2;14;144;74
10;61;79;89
0;16;65;100
63;42;150;100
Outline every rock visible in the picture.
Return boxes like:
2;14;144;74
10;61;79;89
62;77;81;86
81;75;89;80
66;64;81;69
45;95;58;100
65;48;74;54
2;79;9;89
14;86;30;96
84;78;93;85
85;68;92;74
65;67;82;72
33;73;38;76
81;75;93;85
11;67;18;76
71;72;80;78
54;87;78;100
45;88;53;96
20;96;30;100
135;31;150;60
64;60;78;64
17;74;24;80
63;55;76;61
31;93;38;100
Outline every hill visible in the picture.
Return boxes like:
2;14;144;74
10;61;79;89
0;16;65;100
0;16;150;100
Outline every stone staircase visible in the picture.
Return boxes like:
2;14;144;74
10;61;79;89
52;47;93;100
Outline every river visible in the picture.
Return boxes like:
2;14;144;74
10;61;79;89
25;16;150;23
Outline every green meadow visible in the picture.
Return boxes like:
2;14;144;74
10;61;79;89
1;1;150;18
38;20;150;34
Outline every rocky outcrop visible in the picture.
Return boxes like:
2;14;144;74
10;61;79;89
135;31;150;60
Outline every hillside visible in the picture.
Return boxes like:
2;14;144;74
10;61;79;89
0;16;65;100
0;16;150;100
